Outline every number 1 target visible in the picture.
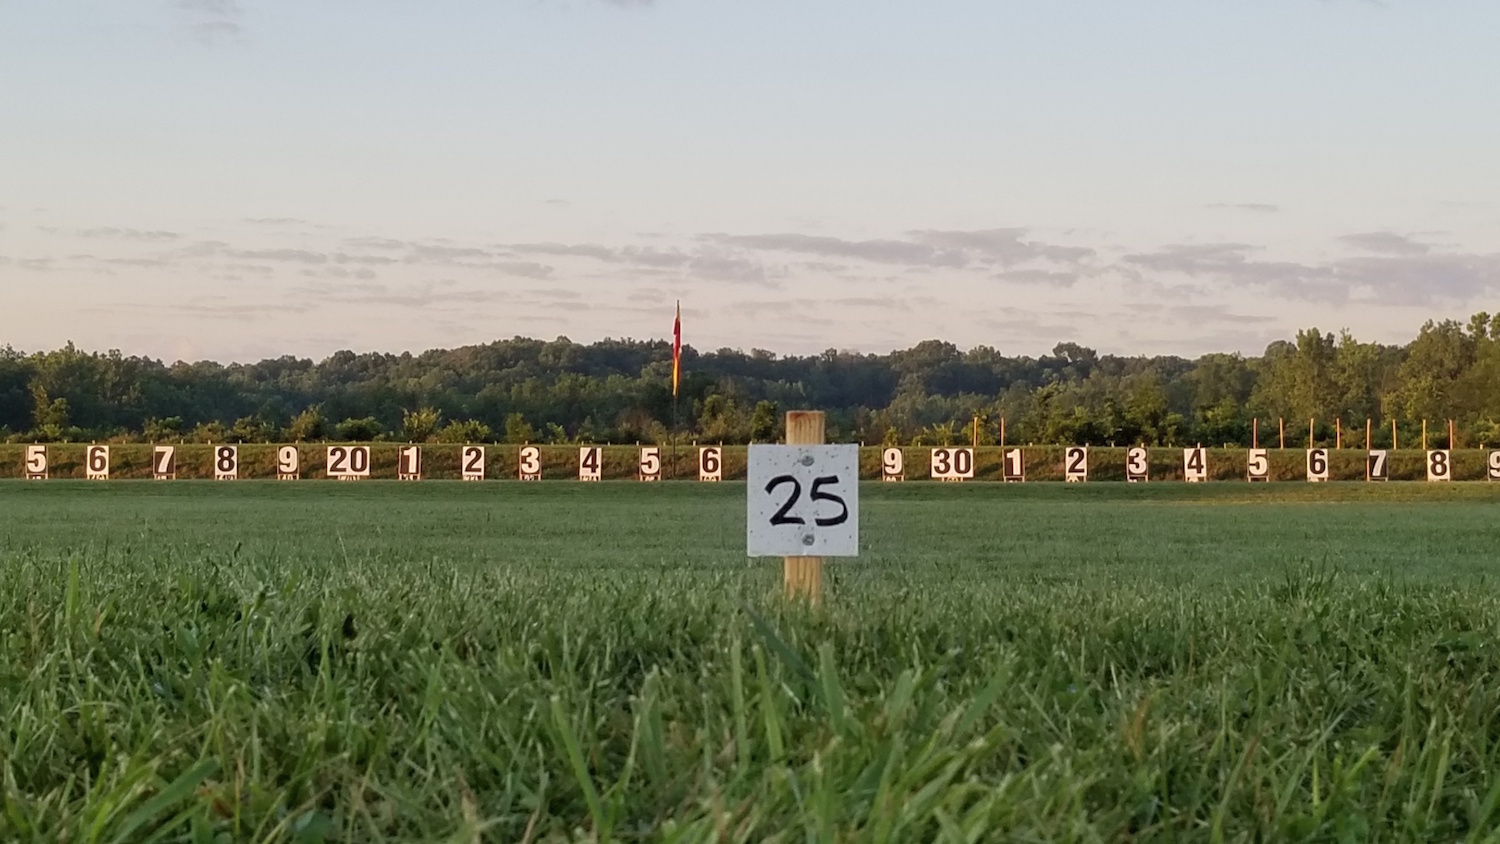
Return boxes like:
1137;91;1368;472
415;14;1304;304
398;446;422;480
1003;448;1025;482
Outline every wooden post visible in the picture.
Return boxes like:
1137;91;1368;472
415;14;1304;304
1252;418;1259;449
1365;419;1372;451
1450;419;1456;449
784;411;824;605
1309;418;1316;448
1000;417;1006;449
1422;419;1428;451
1279;418;1285;449
972;414;980;451
1336;418;1342;450
1392;419;1398;451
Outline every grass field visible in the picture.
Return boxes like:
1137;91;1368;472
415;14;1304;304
4;481;1500;841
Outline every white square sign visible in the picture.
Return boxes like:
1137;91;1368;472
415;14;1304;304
747;444;859;558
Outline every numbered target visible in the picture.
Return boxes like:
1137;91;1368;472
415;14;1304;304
1426;450;1452;482
150;445;176;480
276;446;301;480
1306;448;1329;483
518;446;542;480
746;445;859;557
326;445;371;479
1064;447;1088;483
1003;447;1025;482
1247;449;1270;482
23;445;48;479
1125;447;1149;483
930;448;974;481
579;446;602;482
638;447;661;482
699;446;723;482
213;445;238;480
461;446;486;481
1367;449;1389;482
398;446;422;480
1488;451;1500;482
1183;447;1207;483
85;445;110;480
881;447;904;482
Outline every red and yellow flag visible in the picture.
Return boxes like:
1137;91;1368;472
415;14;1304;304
672;301;682;397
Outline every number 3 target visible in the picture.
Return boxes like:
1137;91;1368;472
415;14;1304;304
519;446;542;480
1427;450;1451;482
881;447;904;482
24;445;48;480
214;445;238;480
1125;447;1148;483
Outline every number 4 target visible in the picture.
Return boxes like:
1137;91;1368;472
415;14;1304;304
1183;447;1207;483
579;447;602;481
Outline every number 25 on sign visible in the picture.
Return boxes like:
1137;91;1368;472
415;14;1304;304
747;444;859;558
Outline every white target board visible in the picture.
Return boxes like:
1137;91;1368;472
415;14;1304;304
1426;450;1452;482
152;446;176;480
85;445;109;480
327;445;371;480
461;446;486;481
1247;449;1270;482
1125;447;1148;483
637;447;660;481
881;447;904;482
1306;448;1329;483
579;447;602;482
23;445;47;480
1183;447;1207;483
1489;451;1500;482
398;446;422;480
930;448;974;482
1367;449;1389;482
1064;447;1088;483
699;446;723;482
213;445;238;481
747;444;859;558
1003;448;1025;482
276;446;301;480
518;446;542;481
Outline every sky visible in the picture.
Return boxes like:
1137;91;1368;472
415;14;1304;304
1;0;1498;364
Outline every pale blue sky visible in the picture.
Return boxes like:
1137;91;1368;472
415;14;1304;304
2;1;1497;362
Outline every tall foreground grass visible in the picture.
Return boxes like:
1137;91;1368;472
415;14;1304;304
3;482;1500;840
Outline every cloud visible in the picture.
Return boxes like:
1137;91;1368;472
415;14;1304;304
687;251;776;285
178;0;243;44
1338;231;1430;256
910;229;1095;266
228;248;328;264
243;217;306;226
494;261;554;279
701;232;968;268
344;237;408;251
78;227;180;241
995;268;1079;287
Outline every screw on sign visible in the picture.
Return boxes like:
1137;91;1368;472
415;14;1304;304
746;411;859;605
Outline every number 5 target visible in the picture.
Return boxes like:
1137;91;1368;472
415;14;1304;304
1427;450;1452;482
1247;449;1270;482
214;445;238;480
638;447;661;482
1125;447;1148;483
881;447;904;482
86;445;110;480
1064;447;1088;483
461;446;486;481
24;445;48;480
699;446;723;482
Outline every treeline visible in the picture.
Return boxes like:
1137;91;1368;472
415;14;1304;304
4;313;1500;447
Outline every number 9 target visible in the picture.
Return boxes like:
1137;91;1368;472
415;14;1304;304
881;447;904;482
1489;451;1500;482
277;446;301;480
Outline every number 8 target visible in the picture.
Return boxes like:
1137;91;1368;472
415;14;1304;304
214;445;238;480
1427;450;1451;482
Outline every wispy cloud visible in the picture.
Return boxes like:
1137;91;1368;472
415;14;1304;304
1338;231;1430;256
1206;203;1280;214
178;0;243;44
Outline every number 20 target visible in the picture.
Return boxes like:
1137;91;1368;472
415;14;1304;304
327;446;370;479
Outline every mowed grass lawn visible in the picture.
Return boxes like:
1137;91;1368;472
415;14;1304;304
3;480;1500;841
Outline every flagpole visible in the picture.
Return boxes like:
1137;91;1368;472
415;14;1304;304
671;301;681;480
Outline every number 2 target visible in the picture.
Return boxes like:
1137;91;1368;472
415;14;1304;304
461;446;486;481
1064;447;1088;483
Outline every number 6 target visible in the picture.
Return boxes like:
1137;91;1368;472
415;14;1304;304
699;446;723;482
1125;447;1148;483
881;447;904;482
86;445;110;480
1306;449;1329;483
23;445;48;480
1427;450;1452;482
518;446;542;480
213;445;238;480
1064;447;1088;483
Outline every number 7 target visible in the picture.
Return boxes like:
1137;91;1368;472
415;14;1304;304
153;446;177;480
